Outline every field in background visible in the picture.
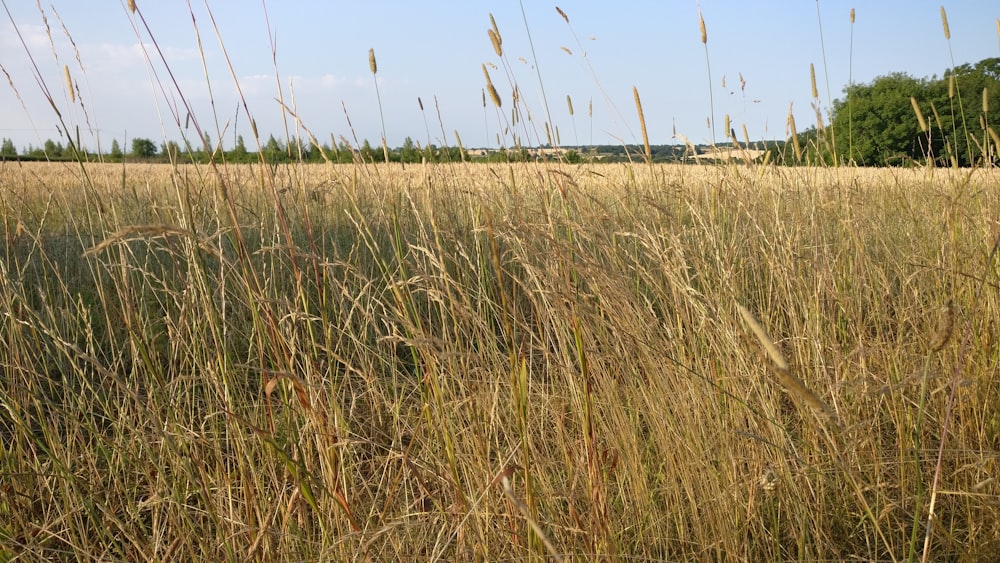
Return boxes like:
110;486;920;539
1;158;998;560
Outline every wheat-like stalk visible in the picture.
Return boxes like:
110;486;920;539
128;0;136;13
368;48;377;74
940;6;951;40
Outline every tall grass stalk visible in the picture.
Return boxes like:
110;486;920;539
369;48;391;164
939;7;973;166
698;5;716;144
814;0;838;165
848;8;856;163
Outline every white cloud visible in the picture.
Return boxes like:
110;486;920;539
0;23;52;52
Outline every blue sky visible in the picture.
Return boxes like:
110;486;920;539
1;1;997;153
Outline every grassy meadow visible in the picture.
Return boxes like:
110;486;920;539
1;158;998;560
3;3;1000;561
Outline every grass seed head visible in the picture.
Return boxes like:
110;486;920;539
488;84;502;108
64;65;74;104
489;13;500;38
737;304;839;428
128;0;136;13
566;95;574;116
482;65;501;107
787;104;801;161
633;85;651;162
368;48;377;74
940;6;951;39
699;10;707;44
810;63;818;99
556;6;569;23
929;300;955;352
488;29;503;57
988;126;1000;154
911;97;928;132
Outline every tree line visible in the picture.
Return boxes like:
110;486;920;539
0;133;473;164
801;57;1000;166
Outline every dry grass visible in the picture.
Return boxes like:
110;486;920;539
2;158;999;560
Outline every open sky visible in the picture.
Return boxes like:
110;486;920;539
1;1;998;153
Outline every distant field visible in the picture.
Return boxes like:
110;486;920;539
1;159;999;560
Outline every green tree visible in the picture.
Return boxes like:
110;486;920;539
823;57;1000;166
360;139;376;162
231;135;248;161
43;139;64;158
131;138;157;159
0;138;16;158
937;58;1000;165
287;138;310;161
110;139;123;159
263;135;284;162
163;141;180;161
337;141;355;163
563;149;583;164
422;143;438;163
400;136;419;163
834;72;928;165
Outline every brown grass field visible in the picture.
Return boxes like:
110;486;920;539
1;158;998;560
